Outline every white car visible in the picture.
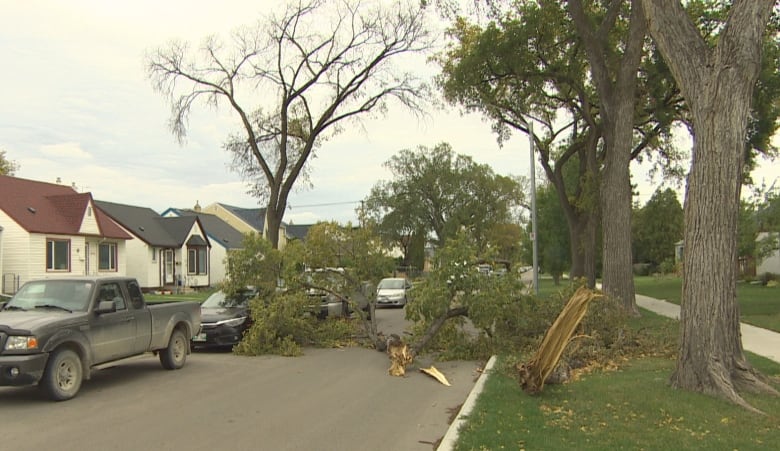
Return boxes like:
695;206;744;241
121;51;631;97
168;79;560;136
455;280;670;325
376;277;412;307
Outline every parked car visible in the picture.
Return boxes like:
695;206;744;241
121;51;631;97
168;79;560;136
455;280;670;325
0;277;201;401
304;268;370;319
376;277;412;307
192;288;258;349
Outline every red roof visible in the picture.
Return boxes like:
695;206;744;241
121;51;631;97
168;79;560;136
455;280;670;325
0;175;131;239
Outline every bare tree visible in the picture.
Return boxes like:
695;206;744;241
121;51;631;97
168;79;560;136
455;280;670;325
641;0;778;411
147;0;433;248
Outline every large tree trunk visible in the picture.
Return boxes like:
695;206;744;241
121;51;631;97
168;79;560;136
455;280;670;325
601;101;638;315
642;0;777;410
568;0;644;314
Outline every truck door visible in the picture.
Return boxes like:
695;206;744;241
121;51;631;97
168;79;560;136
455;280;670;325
126;280;153;354
89;282;138;363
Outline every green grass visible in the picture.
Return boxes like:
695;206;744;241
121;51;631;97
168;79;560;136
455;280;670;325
454;311;780;451
634;275;780;333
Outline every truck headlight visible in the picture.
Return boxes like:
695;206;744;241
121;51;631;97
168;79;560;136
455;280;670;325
217;317;247;327
4;336;39;351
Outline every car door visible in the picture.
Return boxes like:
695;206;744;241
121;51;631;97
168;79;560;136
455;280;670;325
89;281;138;363
126;280;153;354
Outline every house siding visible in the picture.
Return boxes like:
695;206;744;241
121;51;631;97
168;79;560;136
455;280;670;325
1;210;34;292
79;201;101;235
757;232;780;275
202;204;256;234
181;224;210;288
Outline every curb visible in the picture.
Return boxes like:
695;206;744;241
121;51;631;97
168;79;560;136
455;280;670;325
437;355;497;451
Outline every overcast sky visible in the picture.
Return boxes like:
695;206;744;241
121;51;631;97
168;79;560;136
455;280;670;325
2;1;778;225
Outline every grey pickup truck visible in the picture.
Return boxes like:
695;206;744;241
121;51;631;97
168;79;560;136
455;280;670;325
0;276;201;401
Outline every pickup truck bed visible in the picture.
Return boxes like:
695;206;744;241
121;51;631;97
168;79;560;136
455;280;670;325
0;277;201;401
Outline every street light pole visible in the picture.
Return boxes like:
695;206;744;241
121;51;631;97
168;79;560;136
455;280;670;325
528;121;539;295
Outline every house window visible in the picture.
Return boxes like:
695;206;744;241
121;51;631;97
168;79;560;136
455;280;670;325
99;243;117;271
46;239;70;271
187;247;208;275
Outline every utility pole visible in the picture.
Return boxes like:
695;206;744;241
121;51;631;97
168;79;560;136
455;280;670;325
529;121;539;295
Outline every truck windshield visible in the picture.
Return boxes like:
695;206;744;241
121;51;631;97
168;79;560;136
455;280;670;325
7;280;94;312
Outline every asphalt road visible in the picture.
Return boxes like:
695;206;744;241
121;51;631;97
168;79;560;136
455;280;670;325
0;308;482;451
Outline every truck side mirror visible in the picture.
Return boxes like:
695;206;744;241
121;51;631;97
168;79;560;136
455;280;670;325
95;300;117;314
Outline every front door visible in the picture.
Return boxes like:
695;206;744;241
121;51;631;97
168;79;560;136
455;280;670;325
164;250;174;285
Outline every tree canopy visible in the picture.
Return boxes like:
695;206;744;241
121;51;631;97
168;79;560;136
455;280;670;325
0;149;18;176
361;142;523;254
146;0;433;248
632;187;683;268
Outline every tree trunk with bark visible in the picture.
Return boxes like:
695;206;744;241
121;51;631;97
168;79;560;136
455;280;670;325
568;0;645;315
642;0;778;411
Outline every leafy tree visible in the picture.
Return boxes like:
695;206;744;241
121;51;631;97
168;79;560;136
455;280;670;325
631;188;683;268
485;222;524;265
529;183;571;285
146;0;432;248
642;0;778;411
228;222;395;355
362;143;523;253
0;149;18;176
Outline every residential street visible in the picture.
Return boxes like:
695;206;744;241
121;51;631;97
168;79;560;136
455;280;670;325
0;308;483;451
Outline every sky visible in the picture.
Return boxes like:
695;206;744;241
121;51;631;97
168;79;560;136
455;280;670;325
1;0;778;225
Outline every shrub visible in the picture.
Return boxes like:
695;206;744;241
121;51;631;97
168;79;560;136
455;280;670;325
633;263;652;276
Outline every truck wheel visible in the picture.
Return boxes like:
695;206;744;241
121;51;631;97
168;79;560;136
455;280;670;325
160;329;188;370
40;349;83;401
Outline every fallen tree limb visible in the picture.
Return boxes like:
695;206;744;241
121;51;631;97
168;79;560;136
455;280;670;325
517;286;601;394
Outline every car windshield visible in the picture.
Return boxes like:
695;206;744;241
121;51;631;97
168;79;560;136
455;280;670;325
202;290;256;308
6;280;94;312
378;279;405;290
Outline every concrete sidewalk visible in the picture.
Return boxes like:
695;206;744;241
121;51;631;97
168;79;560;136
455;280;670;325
636;294;780;363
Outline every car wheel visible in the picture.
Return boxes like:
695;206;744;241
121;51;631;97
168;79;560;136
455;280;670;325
40;348;83;401
160;329;188;370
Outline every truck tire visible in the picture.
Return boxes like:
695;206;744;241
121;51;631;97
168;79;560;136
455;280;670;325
40;349;83;401
160;329;187;370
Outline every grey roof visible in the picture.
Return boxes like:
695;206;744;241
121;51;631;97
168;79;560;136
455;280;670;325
96;200;209;248
286;224;313;241
164;208;245;249
217;203;266;233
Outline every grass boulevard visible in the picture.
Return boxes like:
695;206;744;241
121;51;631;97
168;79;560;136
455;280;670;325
454;276;780;450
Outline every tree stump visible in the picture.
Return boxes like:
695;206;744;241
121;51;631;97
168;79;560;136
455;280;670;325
517;286;600;393
387;334;413;376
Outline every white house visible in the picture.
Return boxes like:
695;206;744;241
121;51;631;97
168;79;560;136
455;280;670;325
757;232;780;275
0;175;131;294
161;205;246;285
96;200;211;291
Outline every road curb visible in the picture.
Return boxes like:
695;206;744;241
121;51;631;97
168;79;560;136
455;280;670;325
437;355;497;451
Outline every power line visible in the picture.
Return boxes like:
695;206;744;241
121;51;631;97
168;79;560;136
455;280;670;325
287;200;361;209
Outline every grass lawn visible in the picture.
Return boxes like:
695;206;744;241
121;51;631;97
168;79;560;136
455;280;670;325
454;309;780;451
634;275;780;333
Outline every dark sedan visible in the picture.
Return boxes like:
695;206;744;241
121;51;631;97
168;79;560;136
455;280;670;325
192;288;257;349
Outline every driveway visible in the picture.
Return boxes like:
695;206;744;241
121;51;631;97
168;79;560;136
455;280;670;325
0;308;482;451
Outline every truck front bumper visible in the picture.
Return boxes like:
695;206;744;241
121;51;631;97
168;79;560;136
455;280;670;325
0;353;49;386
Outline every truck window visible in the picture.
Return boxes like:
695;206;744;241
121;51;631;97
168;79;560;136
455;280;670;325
126;280;144;310
98;283;127;311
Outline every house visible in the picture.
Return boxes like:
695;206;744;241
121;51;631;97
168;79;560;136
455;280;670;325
757;232;780;275
0;175;131;294
161;204;247;285
95;200;211;291
201;202;289;248
286;223;314;242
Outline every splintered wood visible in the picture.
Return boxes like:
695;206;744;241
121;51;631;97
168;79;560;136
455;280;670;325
517;286;601;394
387;334;413;376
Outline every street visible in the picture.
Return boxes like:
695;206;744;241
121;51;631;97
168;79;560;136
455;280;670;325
0;308;482;451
